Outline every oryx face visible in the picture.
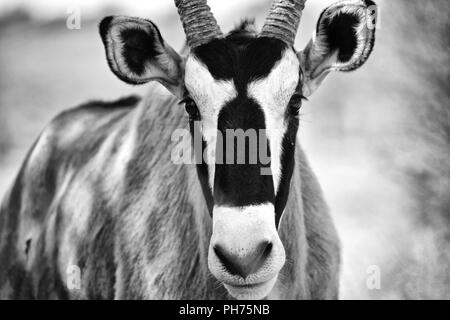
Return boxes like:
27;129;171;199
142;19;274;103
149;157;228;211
100;0;377;300
183;35;302;298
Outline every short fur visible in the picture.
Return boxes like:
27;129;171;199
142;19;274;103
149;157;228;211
0;22;340;300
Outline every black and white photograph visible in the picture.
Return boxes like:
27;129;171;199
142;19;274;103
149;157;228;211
0;0;449;306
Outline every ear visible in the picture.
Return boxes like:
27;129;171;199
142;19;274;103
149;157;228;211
298;0;377;97
99;16;185;98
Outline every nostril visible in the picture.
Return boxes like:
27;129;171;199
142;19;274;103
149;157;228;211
260;241;272;260
213;241;273;279
213;244;236;273
213;244;227;264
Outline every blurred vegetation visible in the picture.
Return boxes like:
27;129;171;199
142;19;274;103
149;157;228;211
392;0;450;299
0;118;10;160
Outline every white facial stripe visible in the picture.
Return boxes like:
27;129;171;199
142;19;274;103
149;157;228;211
247;49;300;193
184;56;238;190
212;203;277;242
209;203;286;294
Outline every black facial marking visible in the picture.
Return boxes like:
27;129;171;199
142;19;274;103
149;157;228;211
193;36;288;92
273;79;303;225
275;117;299;226
214;97;274;207
189;26;301;216
189;120;214;215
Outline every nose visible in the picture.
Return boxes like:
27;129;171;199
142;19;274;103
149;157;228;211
213;240;273;279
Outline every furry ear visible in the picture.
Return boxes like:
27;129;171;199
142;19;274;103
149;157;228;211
298;0;377;97
99;16;185;98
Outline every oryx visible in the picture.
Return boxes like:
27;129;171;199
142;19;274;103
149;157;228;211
0;0;377;299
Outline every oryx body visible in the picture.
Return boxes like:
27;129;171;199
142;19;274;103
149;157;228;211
0;0;377;299
0;84;338;299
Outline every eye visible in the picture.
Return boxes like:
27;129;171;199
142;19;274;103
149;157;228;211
288;93;307;116
180;96;199;119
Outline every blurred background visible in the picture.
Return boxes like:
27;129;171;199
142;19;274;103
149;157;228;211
0;0;449;299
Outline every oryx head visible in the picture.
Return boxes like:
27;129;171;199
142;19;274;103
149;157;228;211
100;0;377;299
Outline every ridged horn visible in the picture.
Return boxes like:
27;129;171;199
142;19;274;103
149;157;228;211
174;0;223;48
260;0;307;46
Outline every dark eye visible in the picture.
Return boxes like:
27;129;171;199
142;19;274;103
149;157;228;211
180;97;199;119
288;93;306;116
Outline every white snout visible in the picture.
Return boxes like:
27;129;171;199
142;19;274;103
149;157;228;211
208;203;285;300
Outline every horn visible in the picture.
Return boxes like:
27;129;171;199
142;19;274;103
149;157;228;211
260;0;307;46
174;0;223;48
